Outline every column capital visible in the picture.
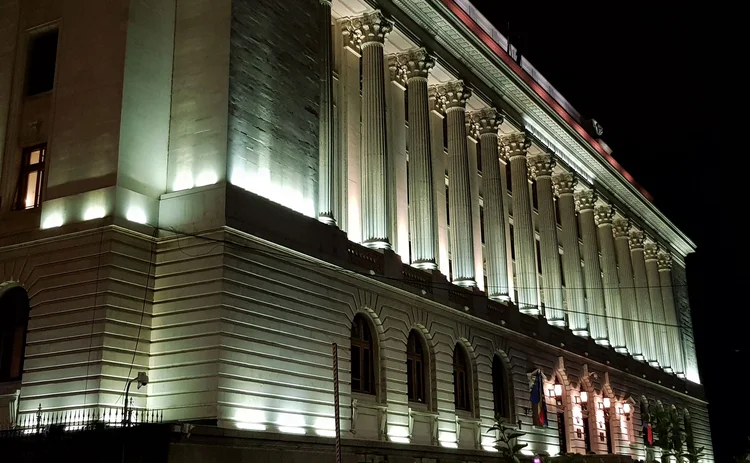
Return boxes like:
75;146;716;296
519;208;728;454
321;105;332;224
429;81;471;113
628;228;645;250
342;10;393;48
467;108;503;138
594;204;614;226
527;153;555;180
612;217;630;238
319;0;332;5
644;242;659;261
657;251;672;271
388;48;434;84
552;172;577;197
574;189;597;212
498;131;532;161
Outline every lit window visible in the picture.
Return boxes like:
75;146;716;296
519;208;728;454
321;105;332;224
406;330;426;403
351;315;376;395
15;145;46;210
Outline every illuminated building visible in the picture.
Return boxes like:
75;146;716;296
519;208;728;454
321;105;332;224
0;0;712;460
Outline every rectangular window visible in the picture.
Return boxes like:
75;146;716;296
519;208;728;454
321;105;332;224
445;185;450;226
505;162;512;192
15;145;46;210
476;140;482;172
26;29;59;96
480;206;485;244
443;117;448;151
536;239;542;273
509;223;515;260
532;183;539;210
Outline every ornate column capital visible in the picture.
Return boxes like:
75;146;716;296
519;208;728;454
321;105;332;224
498;131;532;161
657;251;672;271
429;81;471;113
552;172;576;197
594;204;614;226
628;228;645;250
467;108;503;138
342;10;393;48
612;218;630;238
319;0;332;5
644;242;659;261
574;189;597;212
527;153;555;180
388;48;434;84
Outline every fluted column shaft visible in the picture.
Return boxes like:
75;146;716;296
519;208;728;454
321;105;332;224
391;50;436;268
553;173;587;334
432;82;475;286
629;229;657;365
318;0;336;226
501;132;538;314
470;110;508;299
658;252;685;376
345;12;393;249
613;219;642;357
528;154;564;324
575;190;608;343
594;206;626;352
645;243;670;370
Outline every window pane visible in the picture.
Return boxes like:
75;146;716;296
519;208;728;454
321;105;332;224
25;171;38;208
29;149;41;165
27;30;59;96
9;327;25;378
351;345;361;387
407;360;414;400
363;349;371;393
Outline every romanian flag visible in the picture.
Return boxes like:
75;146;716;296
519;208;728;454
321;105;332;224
530;371;548;427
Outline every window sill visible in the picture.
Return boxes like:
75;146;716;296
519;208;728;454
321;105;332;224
408;401;434;415
351;392;383;408
455;409;476;421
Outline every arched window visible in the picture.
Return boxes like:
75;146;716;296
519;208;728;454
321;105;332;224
492;355;511;419
453;344;471;411
406;330;426;403
0;286;30;382
351;315;375;395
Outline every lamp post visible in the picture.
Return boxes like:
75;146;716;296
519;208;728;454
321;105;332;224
123;371;149;426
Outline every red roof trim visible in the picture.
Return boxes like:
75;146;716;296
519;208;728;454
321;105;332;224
440;0;653;202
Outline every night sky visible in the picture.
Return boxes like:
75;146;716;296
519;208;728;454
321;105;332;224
469;1;743;460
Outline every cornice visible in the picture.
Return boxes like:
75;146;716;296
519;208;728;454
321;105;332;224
385;0;696;258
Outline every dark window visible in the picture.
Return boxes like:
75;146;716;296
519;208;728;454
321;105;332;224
453;344;471;411
560;252;566;286
509;224;515;260
443;117;448;150
536;239;542;273
557;412;568;453
555;198;562;226
404;88;409;123
351;315;375;395
448;259;453;282
14;144;46;210
26;30;58;96
476;140;482;172
492;355;511;420
480;206;485;244
0;287;30;381
406;330;426;403
532;183;539;210
445;185;450;225
583;413;592;453
505;162;512;192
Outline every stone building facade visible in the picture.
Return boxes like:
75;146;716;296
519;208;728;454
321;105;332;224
0;0;711;461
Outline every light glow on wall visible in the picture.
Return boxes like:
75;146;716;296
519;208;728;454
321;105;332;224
83;206;106;221
277;412;306;435
173;171;194;192
195;170;218;187
234;408;267;431
314;417;336;437
230;167;315;218
126;207;147;224
42;213;64;229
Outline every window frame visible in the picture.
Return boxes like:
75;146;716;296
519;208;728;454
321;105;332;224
492;355;512;421
350;315;376;395
453;343;472;412
0;286;31;382
14;144;47;210
406;330;427;404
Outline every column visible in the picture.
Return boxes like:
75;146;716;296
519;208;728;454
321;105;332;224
470;109;509;299
431;81;475;287
658;251;685;376
552;173;587;334
575;189;608;344
594;205;627;353
500;132;538;314
527;153;564;325
318;0;336;226
343;11;393;249
645;242;671;371
390;49;437;269
629;228;657;366
385;55;408;260
612;218;642;358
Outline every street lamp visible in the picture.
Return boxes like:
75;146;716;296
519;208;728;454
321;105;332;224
123;372;149;426
554;381;563;406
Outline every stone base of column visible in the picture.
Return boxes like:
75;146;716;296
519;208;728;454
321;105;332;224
363;238;391;250
663;366;674;374
594;339;610;347
489;294;511;302
614;346;629;354
519;306;540;316
648;360;660;368
572;329;590;338
453;278;477;289
411;261;438;271
632;354;646;362
676;372;686;379
549;319;566;328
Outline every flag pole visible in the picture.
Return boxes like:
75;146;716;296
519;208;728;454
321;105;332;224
332;343;342;463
